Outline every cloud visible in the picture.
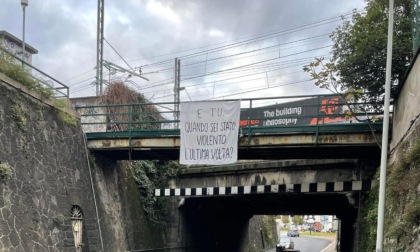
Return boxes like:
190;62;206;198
146;0;182;25
1;0;365;99
209;29;225;38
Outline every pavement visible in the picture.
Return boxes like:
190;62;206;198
319;236;336;252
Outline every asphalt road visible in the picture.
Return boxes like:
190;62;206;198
265;234;332;252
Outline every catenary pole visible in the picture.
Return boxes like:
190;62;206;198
96;0;105;95
375;0;394;251
174;58;178;127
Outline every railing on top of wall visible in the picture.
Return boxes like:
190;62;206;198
0;47;69;98
75;94;386;139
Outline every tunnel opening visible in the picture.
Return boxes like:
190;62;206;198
180;192;360;252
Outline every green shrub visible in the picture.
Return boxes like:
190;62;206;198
11;104;28;130
384;140;420;249
359;139;420;251
0;163;13;181
0;47;53;99
53;99;77;127
405;198;420;225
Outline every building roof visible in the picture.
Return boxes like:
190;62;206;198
0;30;38;54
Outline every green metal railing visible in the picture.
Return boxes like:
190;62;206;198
0;46;69;98
75;94;386;140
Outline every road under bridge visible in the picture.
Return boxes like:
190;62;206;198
156;159;378;252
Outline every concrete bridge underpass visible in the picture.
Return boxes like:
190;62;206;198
74;95;385;251
156;159;378;252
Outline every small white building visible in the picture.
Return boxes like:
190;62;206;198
0;30;38;65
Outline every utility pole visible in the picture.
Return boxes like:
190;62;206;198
376;0;394;251
174;58;181;128
96;0;105;96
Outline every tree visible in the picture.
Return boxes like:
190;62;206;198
292;215;304;225
312;0;413;108
281;215;290;224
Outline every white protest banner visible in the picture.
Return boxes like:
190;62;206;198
180;100;240;165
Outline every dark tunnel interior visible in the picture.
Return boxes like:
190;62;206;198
180;192;359;252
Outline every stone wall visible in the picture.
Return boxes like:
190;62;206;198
0;74;171;252
0;74;101;251
91;158;167;251
386;51;420;251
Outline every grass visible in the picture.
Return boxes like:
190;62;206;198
0;49;53;99
53;99;77;127
299;231;337;238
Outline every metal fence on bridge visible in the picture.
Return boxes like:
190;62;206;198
75;94;386;139
0;46;69;98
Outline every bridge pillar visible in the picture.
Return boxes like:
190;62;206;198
337;204;357;252
175;197;255;252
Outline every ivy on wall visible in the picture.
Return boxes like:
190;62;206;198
97;82;185;222
359;140;420;251
131;160;183;222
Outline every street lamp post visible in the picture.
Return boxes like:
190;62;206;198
21;0;28;68
307;216;315;235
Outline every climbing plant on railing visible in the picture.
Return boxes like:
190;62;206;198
100;81;162;131
99;82;184;222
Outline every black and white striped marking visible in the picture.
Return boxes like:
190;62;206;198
155;180;373;197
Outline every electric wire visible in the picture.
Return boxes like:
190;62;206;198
125;11;358;66
67;10;358;97
139;59;318;97
141;44;331;90
104;37;134;70
141;33;330;74
138;12;353;68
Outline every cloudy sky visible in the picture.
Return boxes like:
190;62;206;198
1;0;366;102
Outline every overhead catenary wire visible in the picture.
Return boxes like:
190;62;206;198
104;37;134;70
151;78;313;101
67;9;360;98
124;11;359;67
141;33;331;74
139;57;328;97
141;44;331;91
137;57;330;100
137;12;354;69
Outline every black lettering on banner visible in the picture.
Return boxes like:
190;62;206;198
182;102;239;164
185;122;209;132
196;135;227;145
210;108;224;117
219;122;236;131
184;147;235;161
210;123;218;132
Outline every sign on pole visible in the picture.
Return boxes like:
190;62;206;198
180;101;240;165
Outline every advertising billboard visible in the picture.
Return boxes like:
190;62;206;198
239;96;348;127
